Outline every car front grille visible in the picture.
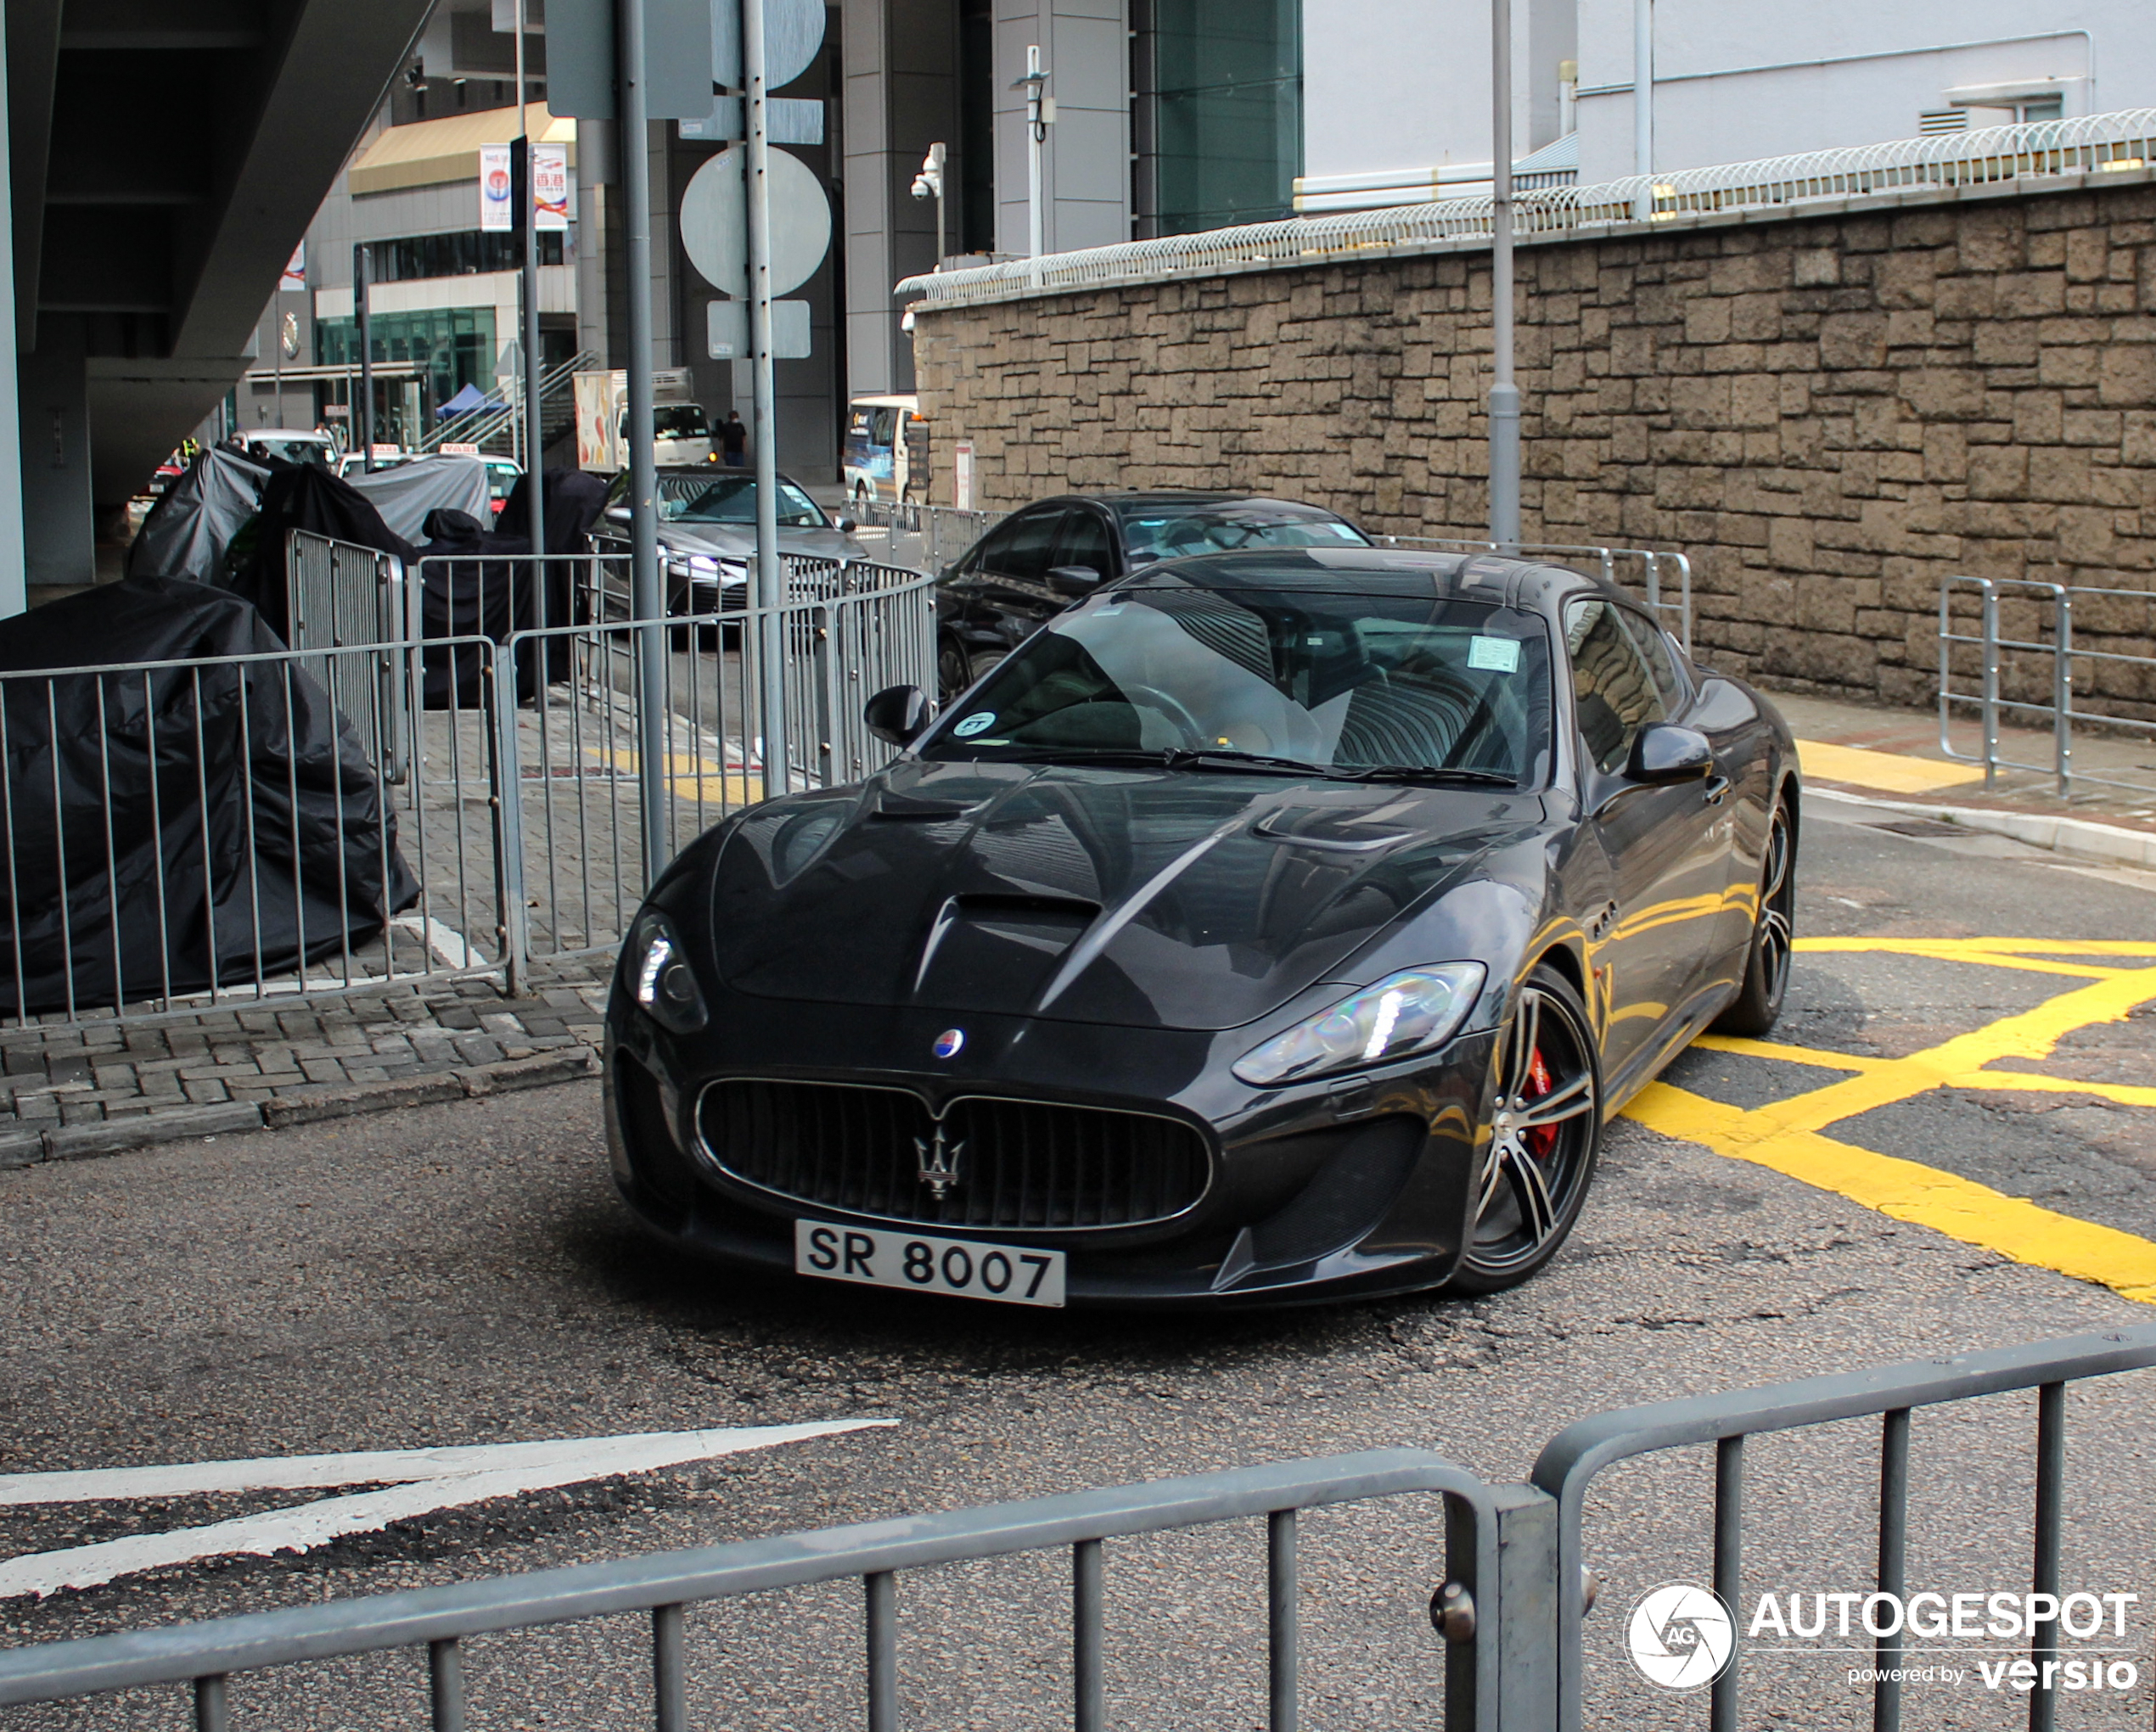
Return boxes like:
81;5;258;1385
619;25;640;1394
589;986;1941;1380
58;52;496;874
698;1079;1211;1230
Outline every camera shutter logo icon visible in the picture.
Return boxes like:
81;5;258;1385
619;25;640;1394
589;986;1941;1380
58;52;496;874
1626;1582;1736;1690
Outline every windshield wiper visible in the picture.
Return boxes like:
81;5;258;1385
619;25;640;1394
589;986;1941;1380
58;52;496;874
1161;748;1329;776
1325;765;1519;787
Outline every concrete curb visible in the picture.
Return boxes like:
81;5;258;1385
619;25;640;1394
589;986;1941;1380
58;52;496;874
1;1046;600;1170
1811;787;2156;870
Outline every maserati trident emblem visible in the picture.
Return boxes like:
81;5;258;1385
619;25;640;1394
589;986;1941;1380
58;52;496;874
915;1123;966;1198
933;1028;965;1059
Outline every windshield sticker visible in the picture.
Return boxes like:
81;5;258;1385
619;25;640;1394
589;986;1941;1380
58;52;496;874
952;711;997;737
1467;636;1522;674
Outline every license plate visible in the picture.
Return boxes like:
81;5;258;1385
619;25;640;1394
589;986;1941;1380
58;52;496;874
794;1220;1066;1308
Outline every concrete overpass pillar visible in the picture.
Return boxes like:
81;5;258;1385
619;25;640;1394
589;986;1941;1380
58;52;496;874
0;17;27;619
17;324;92;594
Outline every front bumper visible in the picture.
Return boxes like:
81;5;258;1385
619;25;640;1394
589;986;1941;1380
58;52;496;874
604;978;1495;1309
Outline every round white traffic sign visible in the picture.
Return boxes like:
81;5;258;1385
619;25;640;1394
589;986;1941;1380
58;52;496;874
679;146;832;300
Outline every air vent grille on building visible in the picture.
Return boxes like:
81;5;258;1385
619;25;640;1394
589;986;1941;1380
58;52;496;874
1920;110;1970;134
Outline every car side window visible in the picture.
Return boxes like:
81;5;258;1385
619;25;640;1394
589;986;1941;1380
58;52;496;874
1052;509;1114;578
984;509;1065;582
1616;606;1687;714
1565;597;1667;775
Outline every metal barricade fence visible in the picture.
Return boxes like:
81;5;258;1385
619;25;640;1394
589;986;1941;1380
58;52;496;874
3;1325;2150;1729
1938;575;2156;801
1379;535;1695;655
285;530;410;783
0;1450;1502;1732
852;497;1007;571
1533;1323;2156;1732
0;635;507;1030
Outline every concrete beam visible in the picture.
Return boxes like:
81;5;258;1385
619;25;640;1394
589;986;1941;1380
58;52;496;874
7;0;63;353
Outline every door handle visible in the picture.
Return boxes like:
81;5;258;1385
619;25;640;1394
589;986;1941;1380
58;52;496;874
1703;776;1731;805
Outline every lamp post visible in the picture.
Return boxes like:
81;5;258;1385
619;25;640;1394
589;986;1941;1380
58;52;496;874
911;142;947;268
354;242;375;469
515;0;546;565
1013;48;1050;259
1488;0;1519;548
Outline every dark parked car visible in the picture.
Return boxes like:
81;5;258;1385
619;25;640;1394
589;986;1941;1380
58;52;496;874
935;491;1371;697
591;468;872;620
604;548;1797;1309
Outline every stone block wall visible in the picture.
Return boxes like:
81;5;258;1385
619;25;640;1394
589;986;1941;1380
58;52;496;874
910;180;2156;708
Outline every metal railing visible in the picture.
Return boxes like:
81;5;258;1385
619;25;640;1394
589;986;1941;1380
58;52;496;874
286;530;410;782
0;1449;1500;1732
851;496;1007;570
1938;575;2156;801
898;109;2156;309
1383;535;1694;654
0;636;503;1028
0;546;938;1027
417;350;593;457
1534;1323;2156;1732
3;1325;2150;1729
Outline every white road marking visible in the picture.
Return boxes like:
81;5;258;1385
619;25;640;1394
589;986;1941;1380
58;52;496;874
0;1421;891;1600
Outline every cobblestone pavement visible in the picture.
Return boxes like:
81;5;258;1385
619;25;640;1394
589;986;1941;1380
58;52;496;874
0;958;609;1166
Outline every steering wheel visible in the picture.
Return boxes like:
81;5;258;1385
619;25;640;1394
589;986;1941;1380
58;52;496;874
1121;682;1207;750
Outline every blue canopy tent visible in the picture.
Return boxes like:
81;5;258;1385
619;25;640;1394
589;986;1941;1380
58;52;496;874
435;382;503;419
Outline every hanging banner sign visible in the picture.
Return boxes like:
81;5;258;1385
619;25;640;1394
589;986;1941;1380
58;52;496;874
279;243;306;290
533;142;570;231
479;144;514;232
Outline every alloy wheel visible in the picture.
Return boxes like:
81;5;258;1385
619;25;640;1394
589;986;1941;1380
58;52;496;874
1460;978;1599;1283
1755;805;1794;1006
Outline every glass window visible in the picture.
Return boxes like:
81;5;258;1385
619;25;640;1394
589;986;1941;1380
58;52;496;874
1119;504;1366;566
924;580;1552;783
1566;598;1667;775
1616;606;1686;713
980;509;1064;581
1143;0;1302;236
1052;510;1114;578
652;405;710;438
653;474;826;526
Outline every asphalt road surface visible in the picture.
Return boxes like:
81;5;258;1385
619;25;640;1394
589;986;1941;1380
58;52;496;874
3;794;2155;1731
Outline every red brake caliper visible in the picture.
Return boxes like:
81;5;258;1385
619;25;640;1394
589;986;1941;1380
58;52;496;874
1522;1047;1558;1159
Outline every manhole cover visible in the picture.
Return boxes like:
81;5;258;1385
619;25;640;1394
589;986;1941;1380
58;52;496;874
1869;819;1964;838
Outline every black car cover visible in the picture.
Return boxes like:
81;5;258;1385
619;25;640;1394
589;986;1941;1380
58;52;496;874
0;576;419;1017
231;463;417;642
411;510;541;707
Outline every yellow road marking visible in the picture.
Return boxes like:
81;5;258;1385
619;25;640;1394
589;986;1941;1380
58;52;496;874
1623;933;2156;1305
1796;738;1987;793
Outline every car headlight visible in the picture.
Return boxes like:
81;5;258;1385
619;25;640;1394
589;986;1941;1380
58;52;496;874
1232;963;1485;1087
686;554;720;579
623;911;708;1034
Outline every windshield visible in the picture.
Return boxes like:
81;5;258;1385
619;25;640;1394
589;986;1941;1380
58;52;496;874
924;581;1552;784
1120;507;1368;566
652;405;710;439
654;474;827;527
250;437;332;468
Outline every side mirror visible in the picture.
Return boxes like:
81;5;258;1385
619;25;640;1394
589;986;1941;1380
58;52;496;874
836;517;858;534
1627;722;1715;783
1045;563;1103;597
604;505;631;522
864;684;935;747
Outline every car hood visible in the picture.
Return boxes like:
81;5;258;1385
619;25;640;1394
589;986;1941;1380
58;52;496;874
709;758;1546;1030
659;521;868;564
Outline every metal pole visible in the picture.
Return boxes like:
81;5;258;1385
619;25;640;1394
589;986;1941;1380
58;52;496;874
744;0;788;791
272;287;284;427
1487;0;1519;548
1025;46;1046;259
1634;0;1654;216
620;0;668;885
518;0;547;572
356;244;375;470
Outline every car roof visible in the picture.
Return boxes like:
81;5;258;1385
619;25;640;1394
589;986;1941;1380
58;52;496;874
1106;547;1631;617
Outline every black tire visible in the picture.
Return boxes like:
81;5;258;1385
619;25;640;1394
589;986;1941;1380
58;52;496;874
1712;793;1795;1037
1445;964;1603;1295
937;636;974;702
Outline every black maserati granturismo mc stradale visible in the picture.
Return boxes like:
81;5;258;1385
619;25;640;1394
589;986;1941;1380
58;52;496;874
604;547;1797;1308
